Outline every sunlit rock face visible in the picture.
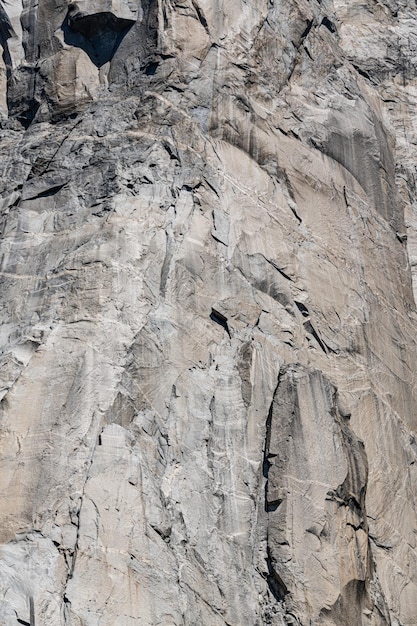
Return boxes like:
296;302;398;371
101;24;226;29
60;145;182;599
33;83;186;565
1;0;417;625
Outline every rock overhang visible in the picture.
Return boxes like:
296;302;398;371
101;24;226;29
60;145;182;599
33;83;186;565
63;1;138;67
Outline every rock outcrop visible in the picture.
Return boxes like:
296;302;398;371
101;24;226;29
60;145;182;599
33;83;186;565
1;0;417;624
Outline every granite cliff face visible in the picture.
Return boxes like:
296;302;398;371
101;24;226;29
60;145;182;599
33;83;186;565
1;0;417;624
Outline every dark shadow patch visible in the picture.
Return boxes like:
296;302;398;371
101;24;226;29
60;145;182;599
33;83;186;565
23;183;66;200
62;9;135;67
304;320;334;353
0;4;13;74
319;580;366;625
266;546;288;601
266;497;282;513
352;63;373;82
210;308;231;337
301;18;314;39
5;62;41;128
321;16;337;33
15;97;40;129
294;300;309;317
143;60;159;75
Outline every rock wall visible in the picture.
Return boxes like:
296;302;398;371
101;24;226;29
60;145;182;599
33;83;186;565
1;0;417;624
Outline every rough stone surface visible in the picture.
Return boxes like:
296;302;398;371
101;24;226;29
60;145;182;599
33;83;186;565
1;0;417;624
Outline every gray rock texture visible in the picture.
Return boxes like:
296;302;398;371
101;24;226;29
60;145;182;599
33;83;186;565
1;0;417;624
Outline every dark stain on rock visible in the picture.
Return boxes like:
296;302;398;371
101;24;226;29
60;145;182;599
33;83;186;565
237;341;253;407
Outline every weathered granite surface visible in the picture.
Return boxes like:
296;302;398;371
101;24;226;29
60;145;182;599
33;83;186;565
1;0;417;624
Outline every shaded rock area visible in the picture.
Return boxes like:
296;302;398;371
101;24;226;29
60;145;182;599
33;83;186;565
63;5;136;68
1;0;417;624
